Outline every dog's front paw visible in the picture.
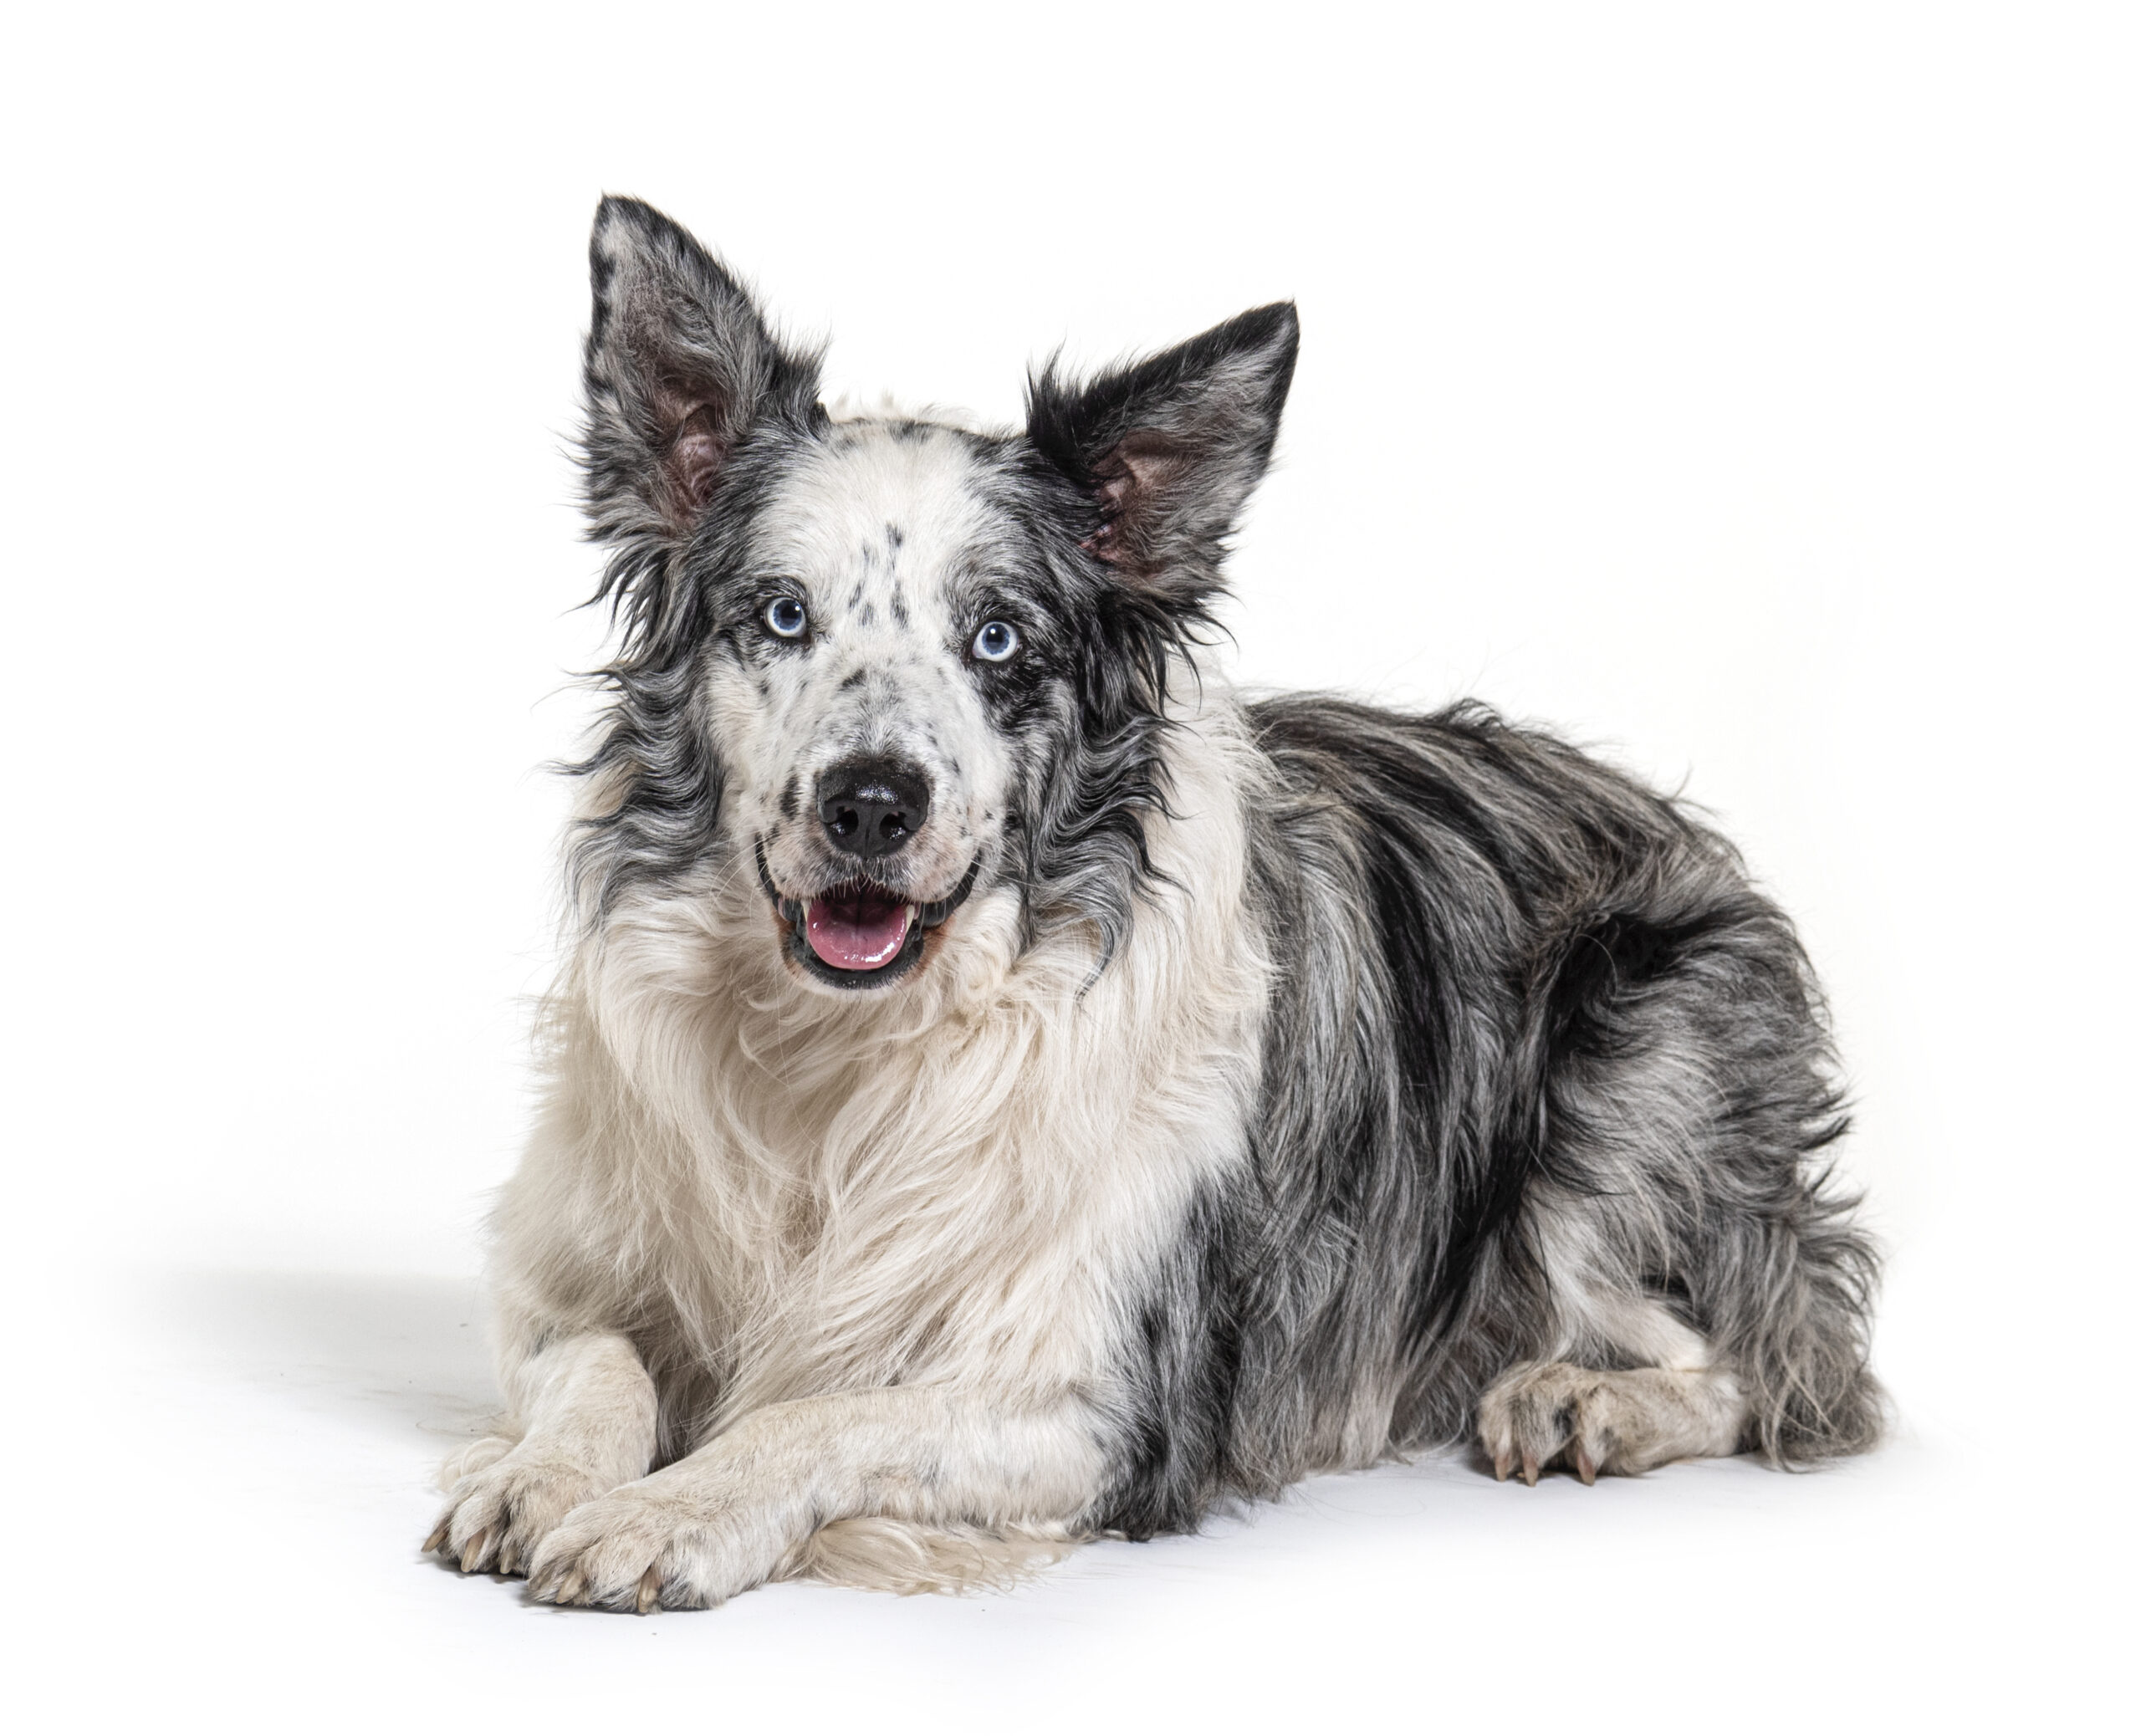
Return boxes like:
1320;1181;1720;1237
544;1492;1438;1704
424;1446;621;1577
526;1475;791;1613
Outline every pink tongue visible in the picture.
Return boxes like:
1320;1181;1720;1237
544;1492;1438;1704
805;892;912;971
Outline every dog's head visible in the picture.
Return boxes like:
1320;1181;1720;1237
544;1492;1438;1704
570;197;1295;995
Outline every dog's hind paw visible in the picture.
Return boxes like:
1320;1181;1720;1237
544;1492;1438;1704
424;1445;622;1578
1477;1361;1741;1483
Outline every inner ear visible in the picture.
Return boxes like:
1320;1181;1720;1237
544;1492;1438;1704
1086;433;1183;564
633;344;743;530
660;399;725;526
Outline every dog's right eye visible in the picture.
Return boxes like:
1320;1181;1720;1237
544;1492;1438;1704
764;598;809;639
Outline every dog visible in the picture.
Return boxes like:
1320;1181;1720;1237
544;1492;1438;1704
425;196;1882;1612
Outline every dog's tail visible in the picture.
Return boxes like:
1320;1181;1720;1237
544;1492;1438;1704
1731;1168;1888;1464
775;1517;1082;1595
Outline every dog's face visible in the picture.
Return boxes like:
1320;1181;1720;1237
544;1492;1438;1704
709;422;1056;990
573;198;1296;995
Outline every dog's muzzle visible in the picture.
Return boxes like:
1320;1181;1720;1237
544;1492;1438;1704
754;838;979;990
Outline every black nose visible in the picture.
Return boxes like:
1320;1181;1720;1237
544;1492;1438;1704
816;758;932;859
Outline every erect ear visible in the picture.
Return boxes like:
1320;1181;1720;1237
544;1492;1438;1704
580;196;823;545
1025;303;1298;594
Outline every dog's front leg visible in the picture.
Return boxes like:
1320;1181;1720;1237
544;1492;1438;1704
426;1331;658;1576
524;1386;1101;1611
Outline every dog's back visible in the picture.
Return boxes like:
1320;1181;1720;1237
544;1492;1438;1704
1104;694;1878;1534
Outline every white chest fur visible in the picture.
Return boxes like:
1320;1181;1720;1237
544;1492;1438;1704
493;698;1270;1436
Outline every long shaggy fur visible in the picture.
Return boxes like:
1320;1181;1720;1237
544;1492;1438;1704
426;197;1881;1611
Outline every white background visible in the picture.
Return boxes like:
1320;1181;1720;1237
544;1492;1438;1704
4;4;2133;1728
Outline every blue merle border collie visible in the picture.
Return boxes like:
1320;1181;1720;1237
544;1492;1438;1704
425;197;1881;1611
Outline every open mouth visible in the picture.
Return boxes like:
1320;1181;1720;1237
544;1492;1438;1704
754;840;979;990
805;881;916;972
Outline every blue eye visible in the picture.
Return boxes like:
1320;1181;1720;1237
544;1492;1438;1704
973;620;1019;662
765;597;808;639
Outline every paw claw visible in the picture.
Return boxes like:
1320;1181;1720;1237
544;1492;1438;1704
1492;1448;1511;1482
636;1568;662;1615
1520;1450;1540;1487
428;1451;615;1591
1575;1442;1597;1485
422;1519;451;1555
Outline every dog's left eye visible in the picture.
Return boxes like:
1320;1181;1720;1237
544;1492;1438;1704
764;598;809;639
972;620;1019;662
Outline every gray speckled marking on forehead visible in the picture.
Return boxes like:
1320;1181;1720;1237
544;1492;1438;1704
753;422;1010;634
